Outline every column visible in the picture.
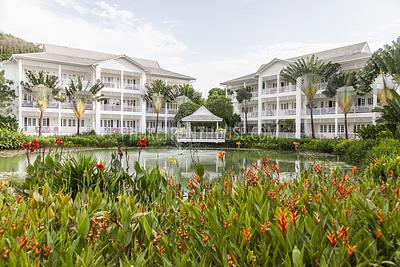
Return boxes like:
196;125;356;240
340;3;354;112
334;94;339;137
58;65;62;134
18;60;23;130
257;76;262;134
295;78;302;138
372;86;378;125
164;102;168;133
276;75;280;138
243;82;246;133
140;73;147;133
120;70;124;134
95;67;102;134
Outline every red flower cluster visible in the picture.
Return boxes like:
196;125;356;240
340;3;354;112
96;163;105;171
137;137;147;147
22;140;40;152
55;138;63;146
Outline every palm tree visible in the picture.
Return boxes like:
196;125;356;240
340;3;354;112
21;70;62;136
325;71;357;138
66;78;104;135
235;86;252;134
177;84;202;104
280;55;340;138
143;80;176;134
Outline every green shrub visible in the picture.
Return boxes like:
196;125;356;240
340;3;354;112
342;139;378;164
356;124;391;139
365;139;400;164
0;125;25;149
365;155;400;182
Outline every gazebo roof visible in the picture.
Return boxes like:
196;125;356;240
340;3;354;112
182;106;223;122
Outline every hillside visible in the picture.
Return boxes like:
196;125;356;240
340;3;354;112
0;33;42;61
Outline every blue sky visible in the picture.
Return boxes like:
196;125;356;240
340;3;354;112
1;0;400;95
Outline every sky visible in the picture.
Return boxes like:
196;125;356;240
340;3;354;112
1;0;400;96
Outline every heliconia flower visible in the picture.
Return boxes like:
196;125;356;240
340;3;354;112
243;225;251;241
337;226;349;242
374;229;383;240
201;231;209;243
217;151;225;161
19;235;28;249
42;245;51;257
32;139;40;149
396;188;400;198
260;221;272;237
223;220;230;229
96;163;105;171
276;207;289;234
157;245;165;255
327;231;336;247
55;138;63;145
377;209;384;225
351;166;357;175
227;254;236;267
314;163;322;174
137;137;147;147
22;141;30;148
314;211;321;224
29;146;35;153
15;194;22;204
290;211;298;225
346;244;356;256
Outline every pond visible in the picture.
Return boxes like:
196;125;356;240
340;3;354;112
0;148;348;181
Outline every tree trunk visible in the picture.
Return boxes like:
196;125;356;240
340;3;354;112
344;112;348;139
310;105;315;139
244;109;248;134
155;112;159;134
77;117;80;135
38;110;43;136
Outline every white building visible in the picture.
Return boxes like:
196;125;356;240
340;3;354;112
221;42;382;138
0;44;195;135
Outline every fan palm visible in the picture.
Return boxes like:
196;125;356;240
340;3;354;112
235;86;252;134
280;55;340;138
325;71;358;138
143;80;177;134
177;84;202;104
65;78;104;135
21;70;62;136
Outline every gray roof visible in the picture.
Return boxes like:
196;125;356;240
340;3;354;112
12;44;195;80
222;42;372;85
182;106;222;122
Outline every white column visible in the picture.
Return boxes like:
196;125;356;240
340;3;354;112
243;82;246;133
164;102;168;133
18;60;23;130
334;94;339;137
257;76;262;134
58;65;62;134
295;79;302;138
140;73;147;133
372;87;378;125
95;67;102;134
120;70;124;134
276;75;280;138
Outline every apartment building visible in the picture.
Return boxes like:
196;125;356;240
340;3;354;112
0;44;195;135
221;42;381;138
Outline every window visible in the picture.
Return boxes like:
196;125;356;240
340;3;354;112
320;102;324;108
328;100;335;108
24;117;27;127
42;118;50;127
368;97;373;105
357;98;365;106
81;120;84;127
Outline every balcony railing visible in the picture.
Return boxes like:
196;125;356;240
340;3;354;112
279;109;296;115
168;109;177;114
124;84;141;91
123;105;141;112
146;108;166;114
22;101;59;108
279;85;296;93
175;131;226;143
262;87;277;95
262;110;276;116
102;82;141;91
23;126;59;134
102;104;121;111
349;105;373;114
307;107;336;115
242;112;258;118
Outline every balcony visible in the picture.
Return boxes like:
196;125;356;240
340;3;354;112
279;85;296;93
350;105;373;114
123;105;141;112
146;108;166;114
279;109;296;116
102;104;121;111
307;107;336;115
262;110;276;116
102;81;141;91
168;109;177;114
102;82;120;89
251;92;258;98
124;84;141;91
277;132;296;138
22;101;59;109
23;126;59;134
60;103;93;110
243;112;258;118
262;87;277;95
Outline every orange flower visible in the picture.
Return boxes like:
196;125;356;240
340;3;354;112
377;209;384;225
351;166;357;175
227;254;236;267
346;244;356;256
313;211;321;224
223;220;230;229
327;231;336;247
19;235;28;249
15;194;22;203
314;163;322;174
374;229;383;240
259;222;271;237
337;226;349;243
290;211;298;225
396;188;400;198
243;225;251;241
276;208;289;234
217;151;225;161
42;245;51;257
157;245;165;254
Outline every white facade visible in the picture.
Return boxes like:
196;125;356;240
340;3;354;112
221;42;381;138
0;44;195;135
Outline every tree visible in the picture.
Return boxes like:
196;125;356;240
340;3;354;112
205;91;236;128
0;70;16;116
65;78;104;135
280;55;340;138
177;84;203;104
21;70;62;136
143;80;176;134
325;71;358;138
358;41;400;93
235;86;252;133
0;33;42;61
174;101;201;124
208;88;225;97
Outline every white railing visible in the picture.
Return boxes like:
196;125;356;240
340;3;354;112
279;85;296;93
307;107;336;115
146;108;166;114
102;104;121;111
279;109;296;115
262;110;276;116
22;101;59;108
124;84;141;91
123;105;141;112
168;109;177;114
175;131;226;143
262;88;277;95
349;105;373;114
244;112;258;118
23;126;59;134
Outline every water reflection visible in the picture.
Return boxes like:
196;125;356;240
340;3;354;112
0;148;347;181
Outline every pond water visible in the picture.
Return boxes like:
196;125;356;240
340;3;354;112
0;148;348;181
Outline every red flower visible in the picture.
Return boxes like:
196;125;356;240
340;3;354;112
31;139;40;149
22;141;30;148
55;138;63;146
29;146;35;153
96;163;105;171
137;137;147;147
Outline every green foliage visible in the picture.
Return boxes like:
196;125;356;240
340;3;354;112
0;70;16;115
365;155;400;182
174;101;201;123
236;86;252;133
373;87;400;138
176;84;203;104
339;139;378;164
0;32;42;61
208;87;225;97
365;139;400;164
0;123;25;149
356;124;391;139
206;91;237;128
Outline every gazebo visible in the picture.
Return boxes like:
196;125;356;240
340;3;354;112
175;106;226;143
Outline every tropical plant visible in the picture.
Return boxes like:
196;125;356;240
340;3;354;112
325;71;358;138
280;55;340;138
0;70;16;116
176;83;203;104
65;77;104;135
206;89;236;128
143;80;177;134
174;101;201;124
21;70;62;136
358;40;400;93
235;86;252;133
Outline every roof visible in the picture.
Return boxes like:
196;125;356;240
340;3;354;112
221;42;372;85
182;106;222;122
11;44;195;80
